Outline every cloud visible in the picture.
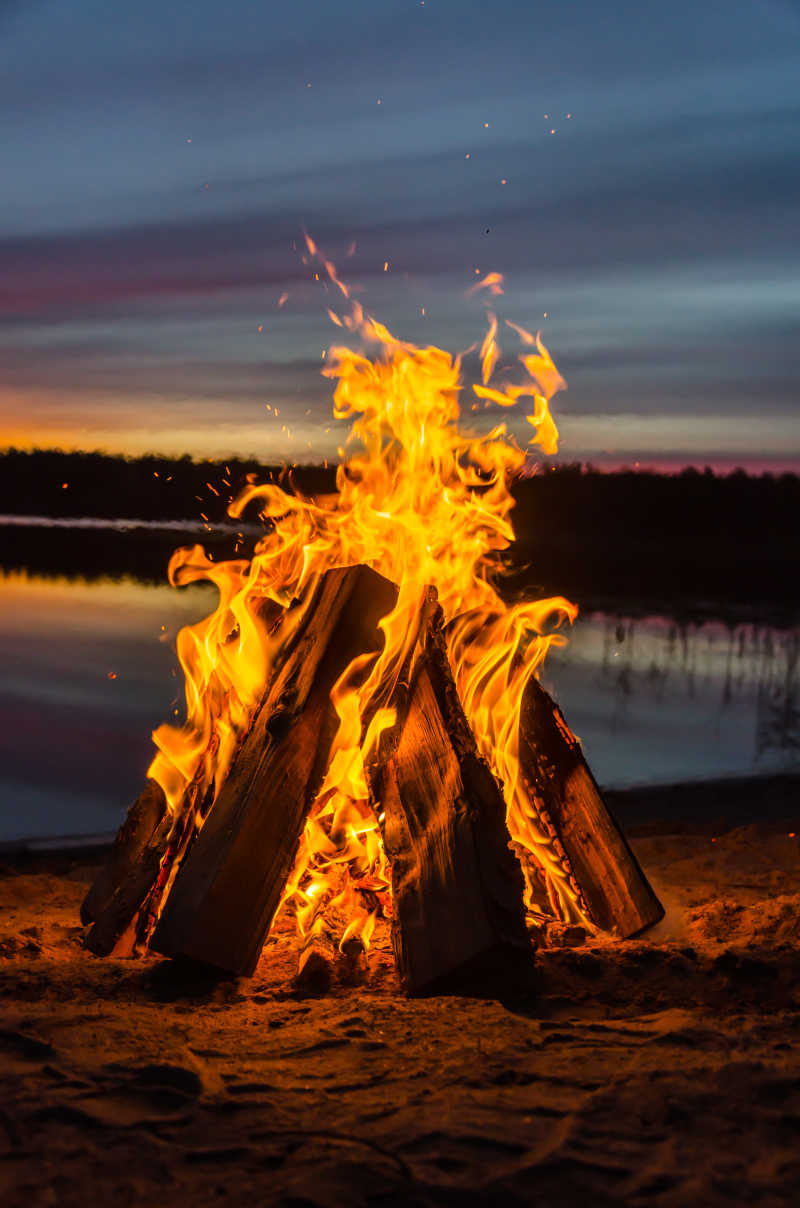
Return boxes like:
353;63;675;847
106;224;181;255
0;0;797;465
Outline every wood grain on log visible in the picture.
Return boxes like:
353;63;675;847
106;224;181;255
518;676;664;938
151;564;399;977
365;589;533;996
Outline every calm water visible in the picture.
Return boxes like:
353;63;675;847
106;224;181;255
0;569;797;842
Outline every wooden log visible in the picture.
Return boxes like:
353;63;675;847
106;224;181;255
151;564;399;977
80;778;167;926
81;595;282;956
294;929;338;994
518;676;664;938
365;589;533;996
293;936;369;993
294;924;368;994
83;807;176;957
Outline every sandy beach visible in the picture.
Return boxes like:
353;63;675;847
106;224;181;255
1;774;799;1207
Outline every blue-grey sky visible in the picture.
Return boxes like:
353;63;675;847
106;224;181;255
1;0;798;468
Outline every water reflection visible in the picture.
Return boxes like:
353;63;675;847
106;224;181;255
544;613;800;788
0;571;212;842
0;570;797;841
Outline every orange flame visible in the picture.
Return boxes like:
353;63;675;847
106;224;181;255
148;247;583;950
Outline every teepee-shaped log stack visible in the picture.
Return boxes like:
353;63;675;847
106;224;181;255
82;565;664;995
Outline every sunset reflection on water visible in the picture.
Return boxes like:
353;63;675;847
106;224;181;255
0;570;796;842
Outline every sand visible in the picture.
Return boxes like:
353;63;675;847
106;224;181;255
1;777;799;1207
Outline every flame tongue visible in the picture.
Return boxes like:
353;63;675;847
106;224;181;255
147;257;582;949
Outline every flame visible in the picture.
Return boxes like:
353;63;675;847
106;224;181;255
148;247;585;953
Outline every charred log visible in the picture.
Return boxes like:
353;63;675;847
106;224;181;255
518;676;664;938
289;863;370;992
82;807;176;957
80;779;167;927
150;564;399;977
365;590;533;996
81;596;282;957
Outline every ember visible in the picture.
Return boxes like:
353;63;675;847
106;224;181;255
82;245;663;993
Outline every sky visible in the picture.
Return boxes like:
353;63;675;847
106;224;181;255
0;0;798;470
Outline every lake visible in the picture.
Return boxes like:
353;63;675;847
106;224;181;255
0;565;797;843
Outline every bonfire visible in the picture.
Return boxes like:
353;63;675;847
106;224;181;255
82;243;663;994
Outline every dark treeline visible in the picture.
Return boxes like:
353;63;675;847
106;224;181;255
0;448;337;523
1;449;798;617
509;463;800;615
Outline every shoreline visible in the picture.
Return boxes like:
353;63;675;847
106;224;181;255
2;520;799;626
2;771;797;862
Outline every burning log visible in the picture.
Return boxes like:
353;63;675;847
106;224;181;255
150;564;399;977
81;594;283;956
294;932;368;993
80;778;167;927
83;773;207;958
518;676;664;938
83;806;177;957
365;590;533;996
292;866;370;993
